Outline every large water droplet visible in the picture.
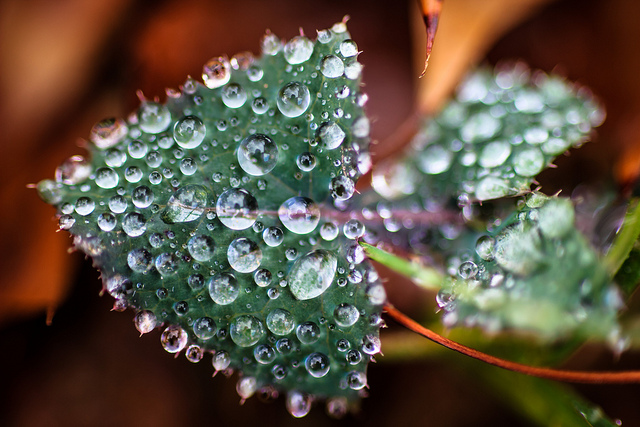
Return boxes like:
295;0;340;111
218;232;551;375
296;152;316;172
330;176;355;201
479;141;512;168
334;303;360;327
263;226;284;247
127;248;153;273
75;197;95;216
202;56;231;89
227;237;262;273
284;36;314;64
56;156;92;185
138;101;171;133
513;147;545;177
296;321;320;344
155;252;179;276
90;118;128;149
221;83;247;108
287;391;311;418
254;344;276;364
212;350;231;371
97;212;117;231
236;377;257;400
537;198;575;238
187;234;215;261
163;184;209;223
216;188;258;230
95;167;119;189
277;82;311;118
229;315;264;347
161;325;188;353
266;308;295;335
237;134;279;176
122;212;147;237
475;236;495;260
208;272;239;305
346;371;366;390
460;112;501;142
305;352;330;378
340;39;358;57
475;176;512;201
320;55;344;78
278;197;320;234
417;145;453;174
134;310;157;334
174;116;206;149
317;121;345;150
288;250;337;300
193;317;217;340
132;185;154;208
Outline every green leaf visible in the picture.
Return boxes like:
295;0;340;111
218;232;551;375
37;20;384;417
371;63;604;203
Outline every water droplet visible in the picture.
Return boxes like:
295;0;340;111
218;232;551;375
174;116;206;149
138;101;171;133
193;317;217;340
475;176;511;201
124;166;143;183
278;197;320;234
537;198;575;238
237;134;279;176
475;236;495;260
95;167;119;189
460;112;501;142
185;345;203;363
221;83;247;108
163;184;209;223
352;117;370;138
254;268;272;287
212;350;231;371
132;185;154;208
277;82;311;118
346;349;362;365
334;303;360;327
202;56;231;89
344;62;362;80
263;226;284;247
366;282;387;305
417;145;452;174
296;322;320;344
128;140;148;158
134;310;157;334
266;308;295;335
108;195;127;213
74;197;95;216
254;344;276;364
339;39;358;57
187;235;215;261
320;222;339;241
227;237;262;273
179;157;197;175
513;147;545;177
127;248;153;273
230;315;265;347
161;325;188;353
346;371;366;390
479;141;511;168
122;212;147;237
296;152;316;172
330;176;355;201
287;391;311;418
458;261;478;279
284;36;314;64
317;121;345;150
56;156;92;185
90;118;128;149
247;65;264;82
155;252;179;276
208;272;239;305
236;377;257;400
216;188;258;230
288;250;337;300
97;212;116;231
345;242;365;264
305;352;330;377
361;334;381;355
58;214;75;230
326;398;348;419
272;364;287;379
251;97;269;114
320;55;344;78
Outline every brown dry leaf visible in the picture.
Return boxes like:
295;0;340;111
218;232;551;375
415;0;554;115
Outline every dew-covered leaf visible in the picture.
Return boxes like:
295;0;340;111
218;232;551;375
37;20;384;417
372;63;604;203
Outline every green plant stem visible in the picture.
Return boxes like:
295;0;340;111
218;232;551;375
605;198;640;275
360;242;443;290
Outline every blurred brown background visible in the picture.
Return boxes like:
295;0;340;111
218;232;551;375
2;0;640;425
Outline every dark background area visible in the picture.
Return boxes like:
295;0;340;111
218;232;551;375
2;0;640;425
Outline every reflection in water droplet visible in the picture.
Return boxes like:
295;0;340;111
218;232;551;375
236;377;257;400
174;116;206;149
266;308;295;335
277;82;311;118
305;352;330;377
340;40;358;57
296;322;320;344
513;148;545;177
75;197;95;216
97;213;117;231
320;55;344;78
155;252;179;276
134;310;157;334
216;188;258;230
187;234;215;261
202;56;231;89
254;344;276;364
317;121;345;150
212;350;231;371
227;237;262;273
320;222;339;241
230;315;264;347
237;134;279;176
138;101;171;133
296;152;316;172
475;236;495;260
193;317;217;340
56;156;92;185
132;185;154;208
90;118;128;149
284;36;314;64
221;83;247;108
475;177;511;201
95;167;119;189
127;248;153;273
122;212;147;237
330;176;355;201
278;197;320;234
346;371;366;390
208;272;239;305
479;141;511;168
334;303;360;327
162;184;209;223
263;226;284;247
161;325;188;353
288;250;337;300
287;391;311;418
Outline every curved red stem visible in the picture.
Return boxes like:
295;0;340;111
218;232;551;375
384;304;640;384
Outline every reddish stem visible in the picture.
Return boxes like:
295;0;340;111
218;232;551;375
384;304;640;384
